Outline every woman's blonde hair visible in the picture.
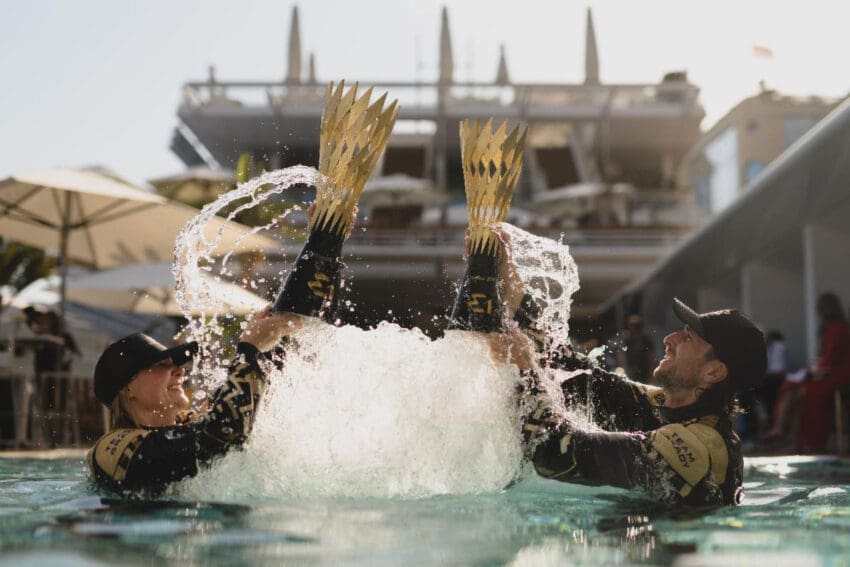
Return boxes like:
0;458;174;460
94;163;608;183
109;390;137;429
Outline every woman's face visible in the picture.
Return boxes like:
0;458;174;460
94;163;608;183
124;358;190;427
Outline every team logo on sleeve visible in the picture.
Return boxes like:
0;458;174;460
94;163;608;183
308;272;335;299
652;424;710;489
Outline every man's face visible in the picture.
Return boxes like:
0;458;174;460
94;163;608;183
653;325;715;391
126;358;190;426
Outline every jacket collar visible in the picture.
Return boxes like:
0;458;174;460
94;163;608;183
660;393;727;423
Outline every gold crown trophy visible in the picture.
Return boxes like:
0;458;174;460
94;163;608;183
448;118;527;332
273;81;399;317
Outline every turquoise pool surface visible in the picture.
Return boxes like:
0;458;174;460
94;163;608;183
1;453;849;566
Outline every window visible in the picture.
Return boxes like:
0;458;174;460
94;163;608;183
744;160;765;185
784;117;818;148
704;127;739;213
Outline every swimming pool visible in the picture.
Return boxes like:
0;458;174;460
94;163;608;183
1;452;848;566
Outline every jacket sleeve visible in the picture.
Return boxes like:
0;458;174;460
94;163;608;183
531;421;729;506
88;342;268;492
555;366;665;432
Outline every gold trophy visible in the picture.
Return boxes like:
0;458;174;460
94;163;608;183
448;118;527;332
273;81;399;317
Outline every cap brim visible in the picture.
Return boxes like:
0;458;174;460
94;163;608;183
672;298;705;337
161;341;199;366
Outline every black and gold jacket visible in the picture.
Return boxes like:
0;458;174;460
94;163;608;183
529;363;743;507
87;342;267;494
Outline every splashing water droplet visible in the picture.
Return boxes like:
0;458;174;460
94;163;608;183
172;165;320;386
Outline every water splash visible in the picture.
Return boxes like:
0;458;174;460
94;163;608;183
495;222;579;356
176;322;525;499
172;165;319;381
494;222;588;435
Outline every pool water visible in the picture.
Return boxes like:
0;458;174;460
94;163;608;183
1;453;849;566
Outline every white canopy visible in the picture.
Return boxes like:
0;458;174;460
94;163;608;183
0;167;275;267
149;167;235;186
65;262;267;316
534;182;635;204
361;174;447;208
420;203;544;227
148;167;236;202
0;167;277;319
532;182;635;218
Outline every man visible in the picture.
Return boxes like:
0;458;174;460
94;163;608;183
523;299;766;506
87;309;301;493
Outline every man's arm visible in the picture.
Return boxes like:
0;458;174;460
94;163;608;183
531;421;730;506
508;288;663;431
551;365;665;432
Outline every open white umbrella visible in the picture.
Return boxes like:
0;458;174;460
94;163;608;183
360;174;447;209
148;166;235;203
420;203;545;227
0;167;277;321
532;182;635;218
65;262;267;316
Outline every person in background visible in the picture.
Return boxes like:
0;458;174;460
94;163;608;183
87;308;301;493
763;292;850;453
23;307;79;377
615;314;657;384
22;307;78;446
750;331;790;437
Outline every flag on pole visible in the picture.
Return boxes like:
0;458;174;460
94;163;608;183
752;44;774;58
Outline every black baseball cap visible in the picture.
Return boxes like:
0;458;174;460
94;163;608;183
671;298;767;392
93;333;198;406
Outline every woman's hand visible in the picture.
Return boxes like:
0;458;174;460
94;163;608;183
239;306;305;352
484;327;535;370
494;226;525;320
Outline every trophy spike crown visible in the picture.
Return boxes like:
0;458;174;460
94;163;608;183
274;80;399;319
493;119;508;143
309;81;400;237
459;117;527;256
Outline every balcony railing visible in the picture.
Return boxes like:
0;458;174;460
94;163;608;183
336;226;688;249
180;80;703;119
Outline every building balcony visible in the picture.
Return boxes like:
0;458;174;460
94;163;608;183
180;80;703;122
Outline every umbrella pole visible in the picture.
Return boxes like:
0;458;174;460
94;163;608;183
58;193;71;332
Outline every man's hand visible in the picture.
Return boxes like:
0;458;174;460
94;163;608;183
240;306;305;352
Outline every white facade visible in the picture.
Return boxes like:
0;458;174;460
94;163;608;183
703;127;739;213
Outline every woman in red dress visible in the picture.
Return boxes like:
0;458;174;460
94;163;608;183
800;293;850;452
764;292;850;452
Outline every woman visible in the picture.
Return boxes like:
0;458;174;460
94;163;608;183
764;292;850;452
87;308;302;493
800;293;850;452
